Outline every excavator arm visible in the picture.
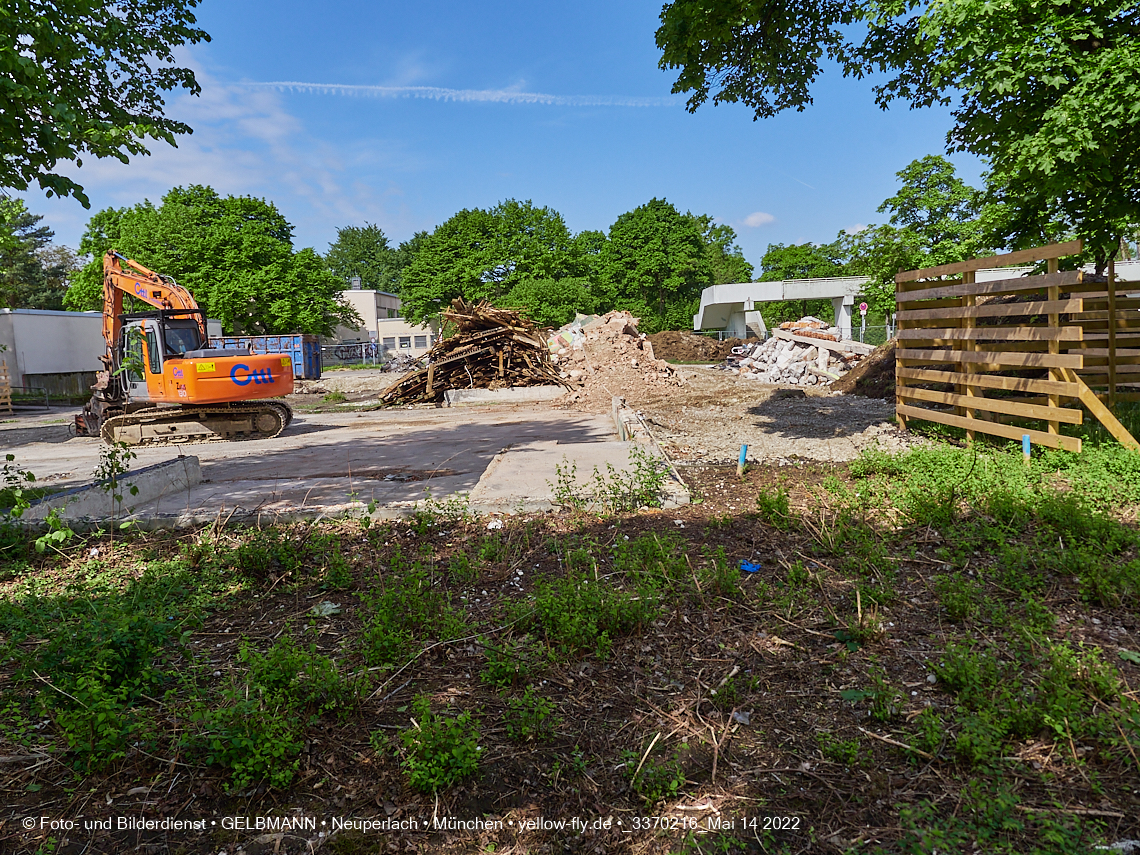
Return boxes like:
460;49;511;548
102;251;206;354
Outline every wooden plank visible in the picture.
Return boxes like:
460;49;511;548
1075;333;1140;343
898;277;962;293
895;297;965;310
771;328;875;354
1068;347;1140;357
895;240;1083;282
897;348;1082;369
1060;367;1140;451
895;366;1081;398
897;326;1083;342
1072;299;1140;312
898;386;1083;423
896;404;1082;451
896;299;1083;322
895;270;1080;303
901;338;1052;352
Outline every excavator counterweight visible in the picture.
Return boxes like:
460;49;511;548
75;252;294;446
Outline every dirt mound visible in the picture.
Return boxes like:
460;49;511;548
647;330;743;363
554;312;683;411
830;339;896;398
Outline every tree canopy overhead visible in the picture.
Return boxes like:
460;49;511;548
657;0;1140;266
0;0;211;207
66;186;358;336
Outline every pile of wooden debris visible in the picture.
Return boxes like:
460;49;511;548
377;299;568;405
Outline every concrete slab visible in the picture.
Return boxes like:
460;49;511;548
444;386;565;406
2;403;688;525
469;440;689;513
26;457;201;521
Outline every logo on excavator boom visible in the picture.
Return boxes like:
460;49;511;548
230;364;274;386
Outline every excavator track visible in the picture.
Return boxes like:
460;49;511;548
100;402;293;447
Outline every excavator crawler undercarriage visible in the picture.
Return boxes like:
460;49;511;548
99;401;293;447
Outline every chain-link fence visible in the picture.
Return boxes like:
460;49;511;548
322;342;381;367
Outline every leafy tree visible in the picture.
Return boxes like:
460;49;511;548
399;200;577;323
844;156;999;313
0;198;71;309
30;245;80;311
598;198;713;333
757;240;846;323
501;278;595;329
392;231;430;285
656;0;1140;268
65;186;357;335
569;229;608;286
686;214;754;284
325;223;400;292
759;241;846;282
0;0;210;206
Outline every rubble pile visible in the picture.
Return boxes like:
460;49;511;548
717;316;866;386
380;353;424;373
553;311;683;408
377;299;567;406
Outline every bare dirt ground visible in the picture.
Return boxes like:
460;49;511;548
295;363;917;466
563;366;920;465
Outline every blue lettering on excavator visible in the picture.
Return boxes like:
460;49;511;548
230;364;274;386
133;281;147;298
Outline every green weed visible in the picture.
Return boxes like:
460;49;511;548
755;485;795;529
526;569;657;658
395;694;480;792
503;686;557;742
622;746;686;804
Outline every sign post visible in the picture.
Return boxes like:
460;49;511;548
858;302;868;343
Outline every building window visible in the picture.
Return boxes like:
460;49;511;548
387;308;396;318
399;336;412;349
382;337;396;351
414;335;427;349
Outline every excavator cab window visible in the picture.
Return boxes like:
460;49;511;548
122;327;144;384
145;328;162;375
163;321;203;356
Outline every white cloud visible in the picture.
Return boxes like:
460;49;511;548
743;211;775;228
845;223;868;235
238;81;684;109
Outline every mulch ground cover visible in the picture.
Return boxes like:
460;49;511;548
0;456;1137;855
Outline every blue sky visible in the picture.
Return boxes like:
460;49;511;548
35;0;984;271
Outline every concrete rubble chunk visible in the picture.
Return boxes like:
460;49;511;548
711;315;870;387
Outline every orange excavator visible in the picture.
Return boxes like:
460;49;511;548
76;252;294;445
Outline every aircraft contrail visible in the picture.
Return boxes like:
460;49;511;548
238;81;683;108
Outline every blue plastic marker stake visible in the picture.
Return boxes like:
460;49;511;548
738;444;748;477
1022;434;1031;465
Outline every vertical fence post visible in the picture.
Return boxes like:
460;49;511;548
895;275;908;431
961;270;976;442
1046;257;1061;437
1109;257;1117;409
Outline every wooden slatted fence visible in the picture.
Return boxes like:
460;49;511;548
895;241;1140;453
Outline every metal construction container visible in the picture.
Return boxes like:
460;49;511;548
208;334;322;379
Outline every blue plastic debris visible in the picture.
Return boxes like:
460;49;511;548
739;560;762;574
